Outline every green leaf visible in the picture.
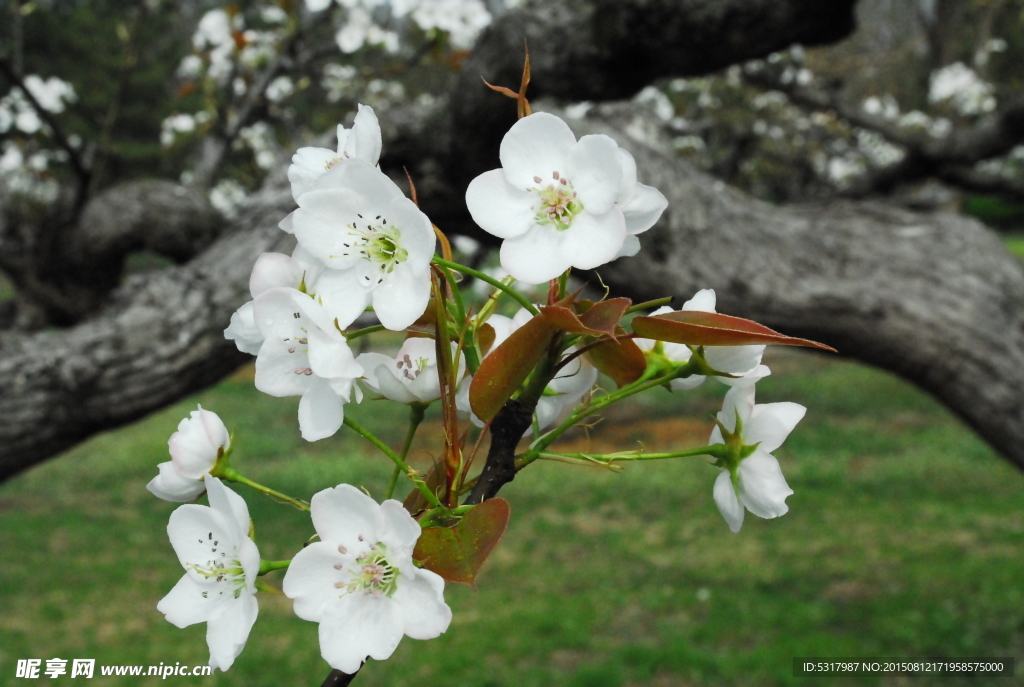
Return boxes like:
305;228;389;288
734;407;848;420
413;498;511;587
584;335;648;387
632;311;837;351
470;315;557;421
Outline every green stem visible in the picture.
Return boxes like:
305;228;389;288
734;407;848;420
215;467;310;511
258;559;292;575
432;257;539;316
346;324;385;341
418;503;476;527
344;415;443;508
533;445;724;465
625;297;674;315
520;361;702;469
386;404;427;500
435;263;467;325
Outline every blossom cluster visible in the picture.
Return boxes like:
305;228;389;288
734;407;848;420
150;99;812;679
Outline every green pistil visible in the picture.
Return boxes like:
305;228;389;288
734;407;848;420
337;543;400;599
534;183;584;231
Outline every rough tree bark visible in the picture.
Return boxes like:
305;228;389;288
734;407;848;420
4;0;1024;479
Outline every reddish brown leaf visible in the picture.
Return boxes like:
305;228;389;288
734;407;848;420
632;311;837;351
584;335;648;387
413;498;511;586
470;315;557;421
578;298;631;335
475;322;496;357
538;306;602;336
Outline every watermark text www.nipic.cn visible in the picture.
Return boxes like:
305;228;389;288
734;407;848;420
15;659;213;679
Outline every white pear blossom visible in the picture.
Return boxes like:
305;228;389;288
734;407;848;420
283;484;451;674
287;105;382;201
465;112;667;284
157;478;259;671
291;159;434;331
147;406;229;503
253;287;364;441
225;246;327;355
358;337;465;405
634;289;770;390
709;385;805;532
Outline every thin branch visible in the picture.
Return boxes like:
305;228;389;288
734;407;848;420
0;55;91;206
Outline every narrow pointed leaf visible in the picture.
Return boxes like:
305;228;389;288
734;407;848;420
538;305;604;336
470;315;557;421
584;335;648;387
413;498;511;587
632;311;837;351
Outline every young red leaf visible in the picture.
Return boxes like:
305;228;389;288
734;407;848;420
584;335;648;387
632;311;837;351
470;315;557;421
578;297;631;335
538;305;604;336
413;498;511;587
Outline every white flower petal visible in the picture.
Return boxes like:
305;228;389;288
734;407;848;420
289;146;338;200
310;158;401;205
560;208;626;271
342;104;382;165
298;378;345;441
284;544;352;622
319;594;404;673
383;195;436;265
205;477;250;543
224;301;263;355
166;504;237;574
316;270;373;331
615;234;641;258
379;499;421;555
705;344;764;376
566;134;622;215
745;402;806;453
310;484;385;548
616;148;638;206
719;364;772;388
465;169;536;239
249;252;304;298
168;407;227;478
718;384;755;432
499;224;571;284
307;327;362;380
372;266;430;331
158;573;223;628
737;450;793;520
279;211;295;234
205;592;258;671
283;541;351;623
499;112;576;189
255;339;312;397
369;363;418;404
147;462;206;502
621;182;668;236
682;289;717;312
713;469;745;533
393;569;451;640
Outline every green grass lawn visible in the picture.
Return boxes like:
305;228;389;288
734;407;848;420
1;350;1022;686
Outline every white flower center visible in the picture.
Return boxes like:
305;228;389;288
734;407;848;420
333;213;408;285
531;170;583;231
395;352;430;382
333;542;400;599
190;530;246;599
